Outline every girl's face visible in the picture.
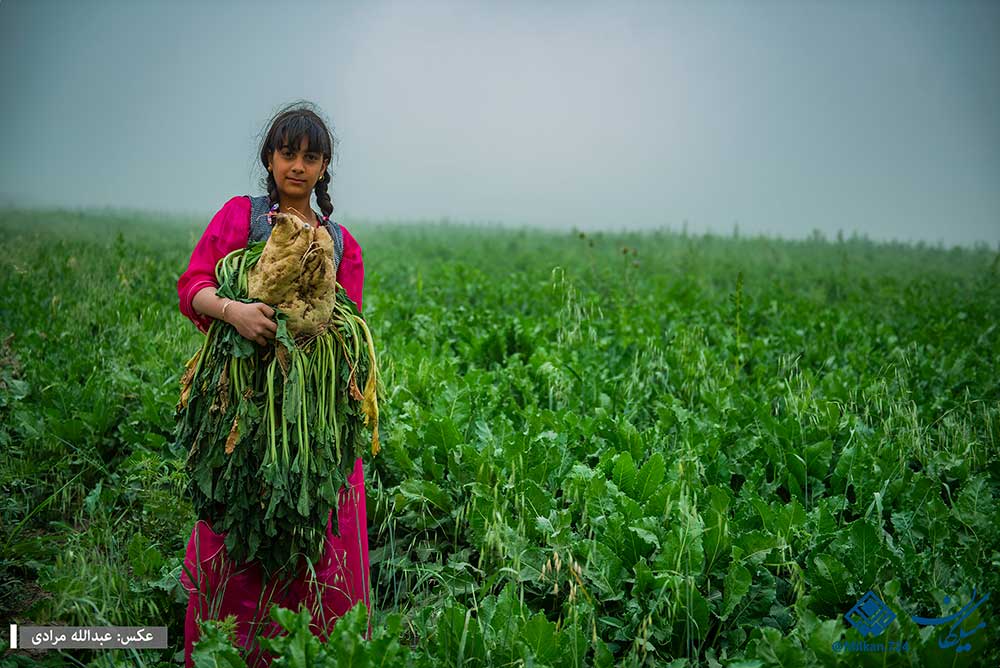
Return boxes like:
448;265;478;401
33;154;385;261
268;136;328;200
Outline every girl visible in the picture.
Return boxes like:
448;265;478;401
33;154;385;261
176;101;372;667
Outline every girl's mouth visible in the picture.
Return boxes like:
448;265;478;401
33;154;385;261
289;178;306;184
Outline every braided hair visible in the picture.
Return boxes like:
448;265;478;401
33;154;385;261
258;100;339;220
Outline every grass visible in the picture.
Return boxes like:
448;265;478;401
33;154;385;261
0;206;997;667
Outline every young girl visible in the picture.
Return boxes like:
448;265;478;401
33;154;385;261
176;101;372;667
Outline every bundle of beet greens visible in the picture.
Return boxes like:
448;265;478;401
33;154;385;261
173;212;381;579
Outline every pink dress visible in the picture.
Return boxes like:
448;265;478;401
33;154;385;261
176;196;372;667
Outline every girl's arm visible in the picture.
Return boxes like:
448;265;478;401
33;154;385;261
337;225;365;314
177;196;252;333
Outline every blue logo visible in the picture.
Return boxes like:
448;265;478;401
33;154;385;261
835;588;990;656
912;590;991;654
845;591;897;637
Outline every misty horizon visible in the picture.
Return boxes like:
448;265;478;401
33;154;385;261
1;0;997;247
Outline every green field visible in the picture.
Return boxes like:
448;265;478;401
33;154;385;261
1;209;997;667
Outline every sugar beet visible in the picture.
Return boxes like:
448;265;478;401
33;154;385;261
247;212;337;336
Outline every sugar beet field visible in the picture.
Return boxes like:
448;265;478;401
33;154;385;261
0;209;998;668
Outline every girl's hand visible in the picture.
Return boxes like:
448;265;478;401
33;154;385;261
226;302;277;346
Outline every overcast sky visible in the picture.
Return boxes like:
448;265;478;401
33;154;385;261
1;0;997;245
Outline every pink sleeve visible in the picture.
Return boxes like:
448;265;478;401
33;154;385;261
177;196;252;333
337;225;365;314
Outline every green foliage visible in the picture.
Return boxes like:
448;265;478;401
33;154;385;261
1;210;998;666
191;616;247;668
174;243;378;578
255;603;408;668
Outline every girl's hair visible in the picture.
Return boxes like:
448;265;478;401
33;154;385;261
258;100;339;219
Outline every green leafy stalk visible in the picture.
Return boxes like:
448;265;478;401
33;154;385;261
173;241;381;578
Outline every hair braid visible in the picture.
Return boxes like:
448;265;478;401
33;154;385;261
266;172;280;208
314;169;334;220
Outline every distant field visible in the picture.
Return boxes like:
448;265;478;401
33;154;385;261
1;208;997;667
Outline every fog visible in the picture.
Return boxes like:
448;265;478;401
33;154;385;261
1;0;997;246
